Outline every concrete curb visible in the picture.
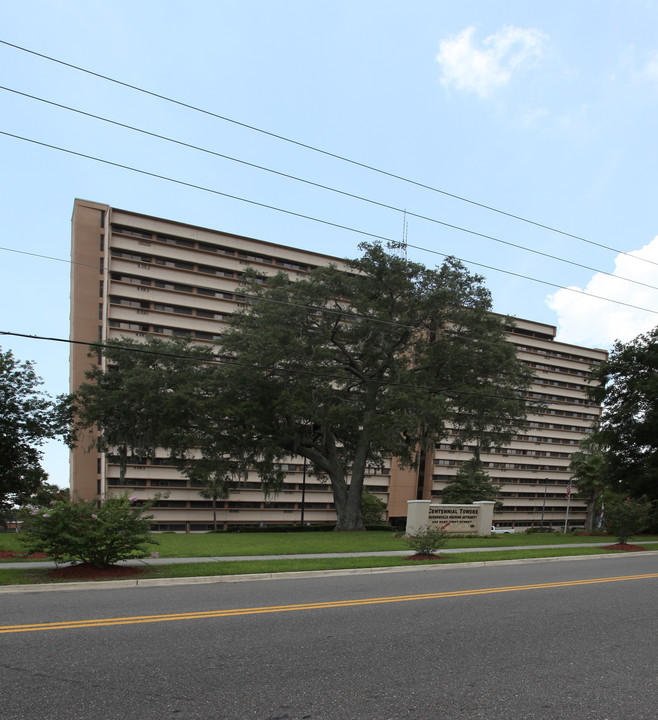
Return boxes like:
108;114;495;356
1;549;656;594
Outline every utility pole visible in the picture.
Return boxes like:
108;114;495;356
540;478;548;529
300;456;307;525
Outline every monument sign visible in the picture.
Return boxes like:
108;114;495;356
406;500;495;537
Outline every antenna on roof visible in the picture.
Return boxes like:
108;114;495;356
387;210;408;259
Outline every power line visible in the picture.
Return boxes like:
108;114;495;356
3;85;657;293
1;38;656;269
1;130;657;317
0;329;559;408
0;243;604;361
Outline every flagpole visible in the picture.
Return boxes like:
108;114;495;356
563;476;573;533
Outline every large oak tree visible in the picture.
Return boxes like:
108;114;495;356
73;244;532;529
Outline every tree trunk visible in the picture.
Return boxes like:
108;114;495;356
333;432;370;531
325;461;366;530
212;496;217;532
301;425;369;530
334;501;365;530
584;491;602;532
585;499;594;532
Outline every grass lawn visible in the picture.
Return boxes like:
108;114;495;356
71;529;658;556
0;546;634;586
2;529;657;561
2;530;657;587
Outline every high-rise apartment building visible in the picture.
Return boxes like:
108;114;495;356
70;199;607;531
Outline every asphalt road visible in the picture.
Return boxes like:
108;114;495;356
1;554;656;720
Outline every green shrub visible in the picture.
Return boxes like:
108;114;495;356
404;524;449;555
361;492;386;525
20;494;158;568
605;498;651;544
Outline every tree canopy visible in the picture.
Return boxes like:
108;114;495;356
569;440;610;531
589;326;658;507
440;458;500;505
0;348;71;523
72;336;218;479
73;243;532;530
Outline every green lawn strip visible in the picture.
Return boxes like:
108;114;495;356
0;567;49;585
118;531;658;557
151;531;405;556
2;531;658;561
0;546;634;586
139;547;618;578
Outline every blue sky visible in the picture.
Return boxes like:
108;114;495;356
2;1;657;488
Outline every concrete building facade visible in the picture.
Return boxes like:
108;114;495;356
70;199;607;531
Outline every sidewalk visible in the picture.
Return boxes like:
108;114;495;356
4;541;657;570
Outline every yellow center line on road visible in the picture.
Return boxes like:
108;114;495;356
2;572;657;634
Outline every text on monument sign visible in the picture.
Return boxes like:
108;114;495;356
429;506;479;533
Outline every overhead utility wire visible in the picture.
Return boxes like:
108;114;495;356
2;38;656;270
0;244;601;360
0;242;414;332
0;239;609;360
0;243;413;331
0;329;547;408
3;85;656;294
1;129;656;318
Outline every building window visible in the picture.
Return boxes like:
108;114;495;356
238;251;272;264
111;224;153;240
276;260;308;271
109;320;150;332
156;233;195;248
155;257;195;271
111;249;152;263
154;280;193;293
153;303;193;315
197;265;234;277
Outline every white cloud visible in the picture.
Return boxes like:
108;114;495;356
436;25;548;98
546;236;658;349
644;49;658;82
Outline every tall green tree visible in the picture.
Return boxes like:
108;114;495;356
589;326;658;509
215;243;531;529
441;458;500;505
604;497;652;544
0;348;71;523
72;244;532;531
72;337;283;517
189;458;246;531
72;336;217;480
569;440;610;531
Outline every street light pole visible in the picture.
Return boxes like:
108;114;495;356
563;476;573;533
540;478;548;529
300;456;307;526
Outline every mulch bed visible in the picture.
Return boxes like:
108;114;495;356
49;564;147;581
602;543;645;552
0;550;49;560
